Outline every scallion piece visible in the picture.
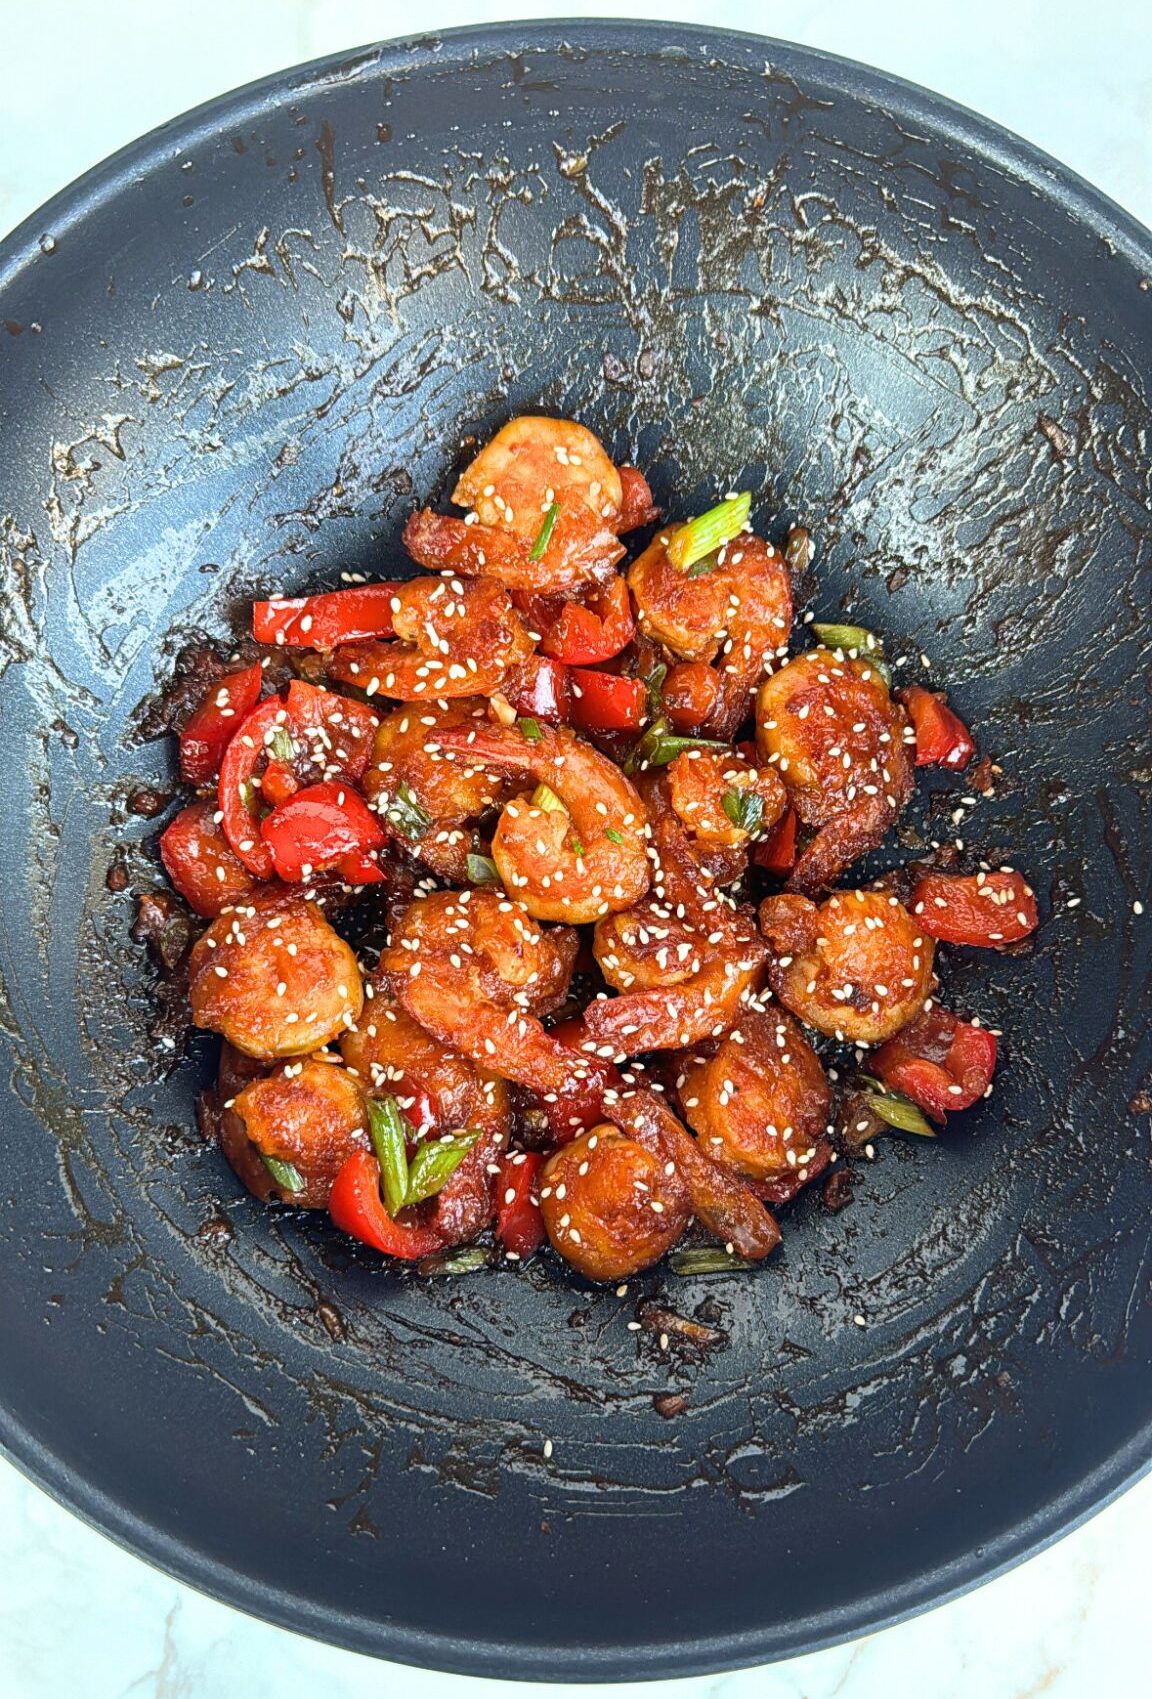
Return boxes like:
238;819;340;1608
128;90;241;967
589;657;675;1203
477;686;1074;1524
262;1154;304;1193
405;1129;481;1205
529;501;560;561
518;716;543;741
812;622;892;683
368;1096;411;1218
466;852;502;886
605;827;625;846
722;789;765;835
417;1246;491;1277
385;780;431;841
860;1084;937;1137
642;661;667;718
267;726;296;764
531;782;567;814
666;492;752;571
670;1247;756;1275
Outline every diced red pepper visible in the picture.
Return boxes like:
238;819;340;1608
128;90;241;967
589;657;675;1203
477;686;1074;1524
872;1007;998;1121
337;847;389;886
253;584;397;650
284;680;379;781
616;464;661;531
217;695;286;878
753;807;798;876
541;576;634;666
912;869;1038;949
509;654;571;723
328;1149;445;1258
495;1151;546;1258
260;781;386;882
901;685;975;771
662;660;720;733
569;668;647;732
159;800;261;918
259;759;299;810
178;663;263;787
540;1019;623;1140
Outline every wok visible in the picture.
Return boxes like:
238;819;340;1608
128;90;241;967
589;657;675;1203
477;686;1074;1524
0;21;1148;1682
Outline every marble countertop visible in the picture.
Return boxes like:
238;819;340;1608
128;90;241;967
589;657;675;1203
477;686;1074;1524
1;3;1149;1696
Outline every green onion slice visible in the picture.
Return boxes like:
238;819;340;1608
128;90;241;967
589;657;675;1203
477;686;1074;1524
518;716;543;741
529;501;560;562
812;623;892;683
859;1082;937;1137
368;1096;411;1218
405;1129;482;1205
669;1247;756;1275
417;1246;491;1277
262;1154;304;1193
267;726;296;764
642;661;667;719
466;852;502;886
722;789;765;835
666;492;752;571
604;827;625;846
385;780;431;841
531;782;567;814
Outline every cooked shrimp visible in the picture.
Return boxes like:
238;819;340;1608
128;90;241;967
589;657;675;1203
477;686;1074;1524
629;529;793;736
611;1087;781;1260
759;889;934;1044
677;1007;832;1203
667;747;786;849
539;1125;690;1281
327;576;531;700
584;799;766;1054
381;889;613;1102
229;1058;368;1207
433;721;650;923
189;893;364;1058
361;697;514;881
405;417;639;594
756;649;913;894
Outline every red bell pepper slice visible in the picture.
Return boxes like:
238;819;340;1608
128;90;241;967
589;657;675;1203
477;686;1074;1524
260;781;385;882
159;799;260;918
179;663;263;787
872;1007;998;1121
495;1151;546;1258
328;1149;445;1258
509;654;571;723
569;668;647;732
252;584;397;650
337;847;389;886
661;660;720;733
912;869;1038;948
217;696;286;878
753;807;798;876
901;684;975;771
541;576;634;666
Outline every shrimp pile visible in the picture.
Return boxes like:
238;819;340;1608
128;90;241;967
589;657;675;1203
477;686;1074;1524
144;414;1038;1285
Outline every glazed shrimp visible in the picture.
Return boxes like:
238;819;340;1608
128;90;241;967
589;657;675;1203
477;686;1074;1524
380;889;613;1103
404;416;654;595
326;576;532;700
629;529;793;736
433;722;650;923
228;1058;369;1208
188;892;363;1059
759;889;934;1044
676;1006;832;1204
583;797;767;1055
756;648;914;894
361;697;515;881
666;745;786;883
538;1125;690;1281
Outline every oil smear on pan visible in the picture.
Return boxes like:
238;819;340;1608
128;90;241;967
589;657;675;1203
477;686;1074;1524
0;41;1148;1521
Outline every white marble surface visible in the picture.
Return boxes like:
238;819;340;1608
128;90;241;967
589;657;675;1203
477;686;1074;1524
1;3;1150;1695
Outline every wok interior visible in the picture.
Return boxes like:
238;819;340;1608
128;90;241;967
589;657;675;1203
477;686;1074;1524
0;28;1147;1673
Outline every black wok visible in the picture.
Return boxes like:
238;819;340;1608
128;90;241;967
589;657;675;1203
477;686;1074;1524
0;22;1148;1682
